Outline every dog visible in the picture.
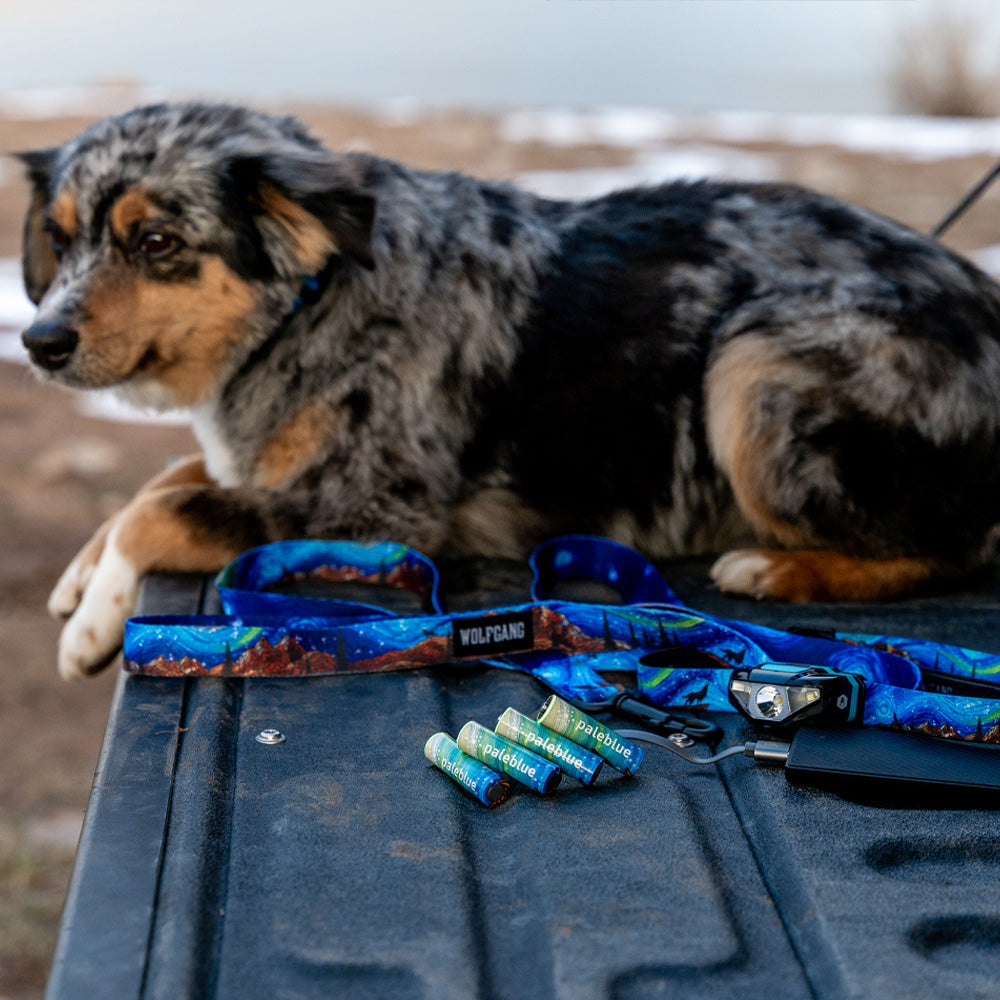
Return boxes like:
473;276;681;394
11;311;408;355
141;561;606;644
18;101;1000;679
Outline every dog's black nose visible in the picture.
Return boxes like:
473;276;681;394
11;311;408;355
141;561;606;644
21;321;79;370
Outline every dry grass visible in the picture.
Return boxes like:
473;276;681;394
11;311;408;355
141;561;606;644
890;2;1000;118
0;843;76;997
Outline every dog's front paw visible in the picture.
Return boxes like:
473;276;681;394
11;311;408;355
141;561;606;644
48;522;115;620
49;554;98;621
57;538;139;679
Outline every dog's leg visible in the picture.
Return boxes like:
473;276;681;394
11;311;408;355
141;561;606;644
705;330;982;602
49;454;211;622
56;477;264;679
710;549;947;602
55;474;452;678
49;518;117;621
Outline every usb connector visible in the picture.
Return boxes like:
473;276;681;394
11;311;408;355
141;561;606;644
617;729;790;766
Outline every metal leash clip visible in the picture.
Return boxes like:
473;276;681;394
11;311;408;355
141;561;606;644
568;689;722;743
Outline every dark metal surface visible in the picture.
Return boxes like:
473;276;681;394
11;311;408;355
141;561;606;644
47;562;1000;1000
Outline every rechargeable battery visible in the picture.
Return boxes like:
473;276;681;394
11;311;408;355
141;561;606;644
536;695;644;775
457;720;562;793
495;707;604;785
424;732;510;806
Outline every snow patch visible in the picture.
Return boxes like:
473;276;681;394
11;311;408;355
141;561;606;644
502;106;1000;163
501;106;685;148
0;82;168;120
517;145;777;200
970;245;1000;280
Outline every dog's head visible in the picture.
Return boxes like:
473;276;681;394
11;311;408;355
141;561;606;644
18;102;375;408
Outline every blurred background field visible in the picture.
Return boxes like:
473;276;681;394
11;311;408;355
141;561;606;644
4;1;1000;996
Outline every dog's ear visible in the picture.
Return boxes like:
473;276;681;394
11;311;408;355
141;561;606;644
15;148;60;304
226;154;376;274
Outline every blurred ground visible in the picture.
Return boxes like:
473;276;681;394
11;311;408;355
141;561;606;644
3;97;1000;998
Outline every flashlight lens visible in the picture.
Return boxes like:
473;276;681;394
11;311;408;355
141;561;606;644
754;684;785;719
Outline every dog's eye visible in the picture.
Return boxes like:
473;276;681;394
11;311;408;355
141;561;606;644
136;231;182;259
44;222;70;259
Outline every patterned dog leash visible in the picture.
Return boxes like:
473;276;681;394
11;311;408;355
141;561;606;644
124;535;1000;742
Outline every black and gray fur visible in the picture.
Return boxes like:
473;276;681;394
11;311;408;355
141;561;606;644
20;102;1000;597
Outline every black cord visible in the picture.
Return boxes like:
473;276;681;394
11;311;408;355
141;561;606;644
617;729;792;766
616;729;751;764
932;155;1000;238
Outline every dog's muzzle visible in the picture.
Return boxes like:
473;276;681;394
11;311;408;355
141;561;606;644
22;321;79;371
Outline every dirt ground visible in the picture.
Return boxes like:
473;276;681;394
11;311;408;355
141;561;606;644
3;94;1000;998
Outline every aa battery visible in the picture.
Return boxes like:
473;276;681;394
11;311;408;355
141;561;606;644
495;707;604;785
536;694;644;775
456;720;562;794
424;732;510;807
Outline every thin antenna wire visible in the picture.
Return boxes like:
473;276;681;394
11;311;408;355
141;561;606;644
932;155;1000;237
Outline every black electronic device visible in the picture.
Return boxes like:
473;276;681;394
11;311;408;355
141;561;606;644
620;723;1000;809
728;663;865;728
782;725;1000;808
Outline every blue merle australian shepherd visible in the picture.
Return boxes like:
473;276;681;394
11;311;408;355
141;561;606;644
18;102;1000;678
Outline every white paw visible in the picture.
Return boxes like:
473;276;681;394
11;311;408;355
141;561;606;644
57;536;139;680
49;556;98;620
710;549;775;599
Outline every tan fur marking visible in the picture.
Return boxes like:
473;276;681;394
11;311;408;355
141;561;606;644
51;188;78;238
114;488;242;576
139;453;213;491
79;256;257;405
110;188;155;241
714;548;945;602
258;184;335;271
254;402;338;487
706;336;810;548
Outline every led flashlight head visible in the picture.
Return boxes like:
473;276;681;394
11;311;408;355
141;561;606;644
728;664;865;728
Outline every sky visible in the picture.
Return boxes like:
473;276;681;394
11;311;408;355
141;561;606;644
2;0;997;115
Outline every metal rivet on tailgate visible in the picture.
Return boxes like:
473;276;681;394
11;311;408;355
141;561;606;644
255;728;286;745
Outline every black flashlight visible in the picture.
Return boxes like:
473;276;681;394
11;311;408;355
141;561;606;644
727;663;865;728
